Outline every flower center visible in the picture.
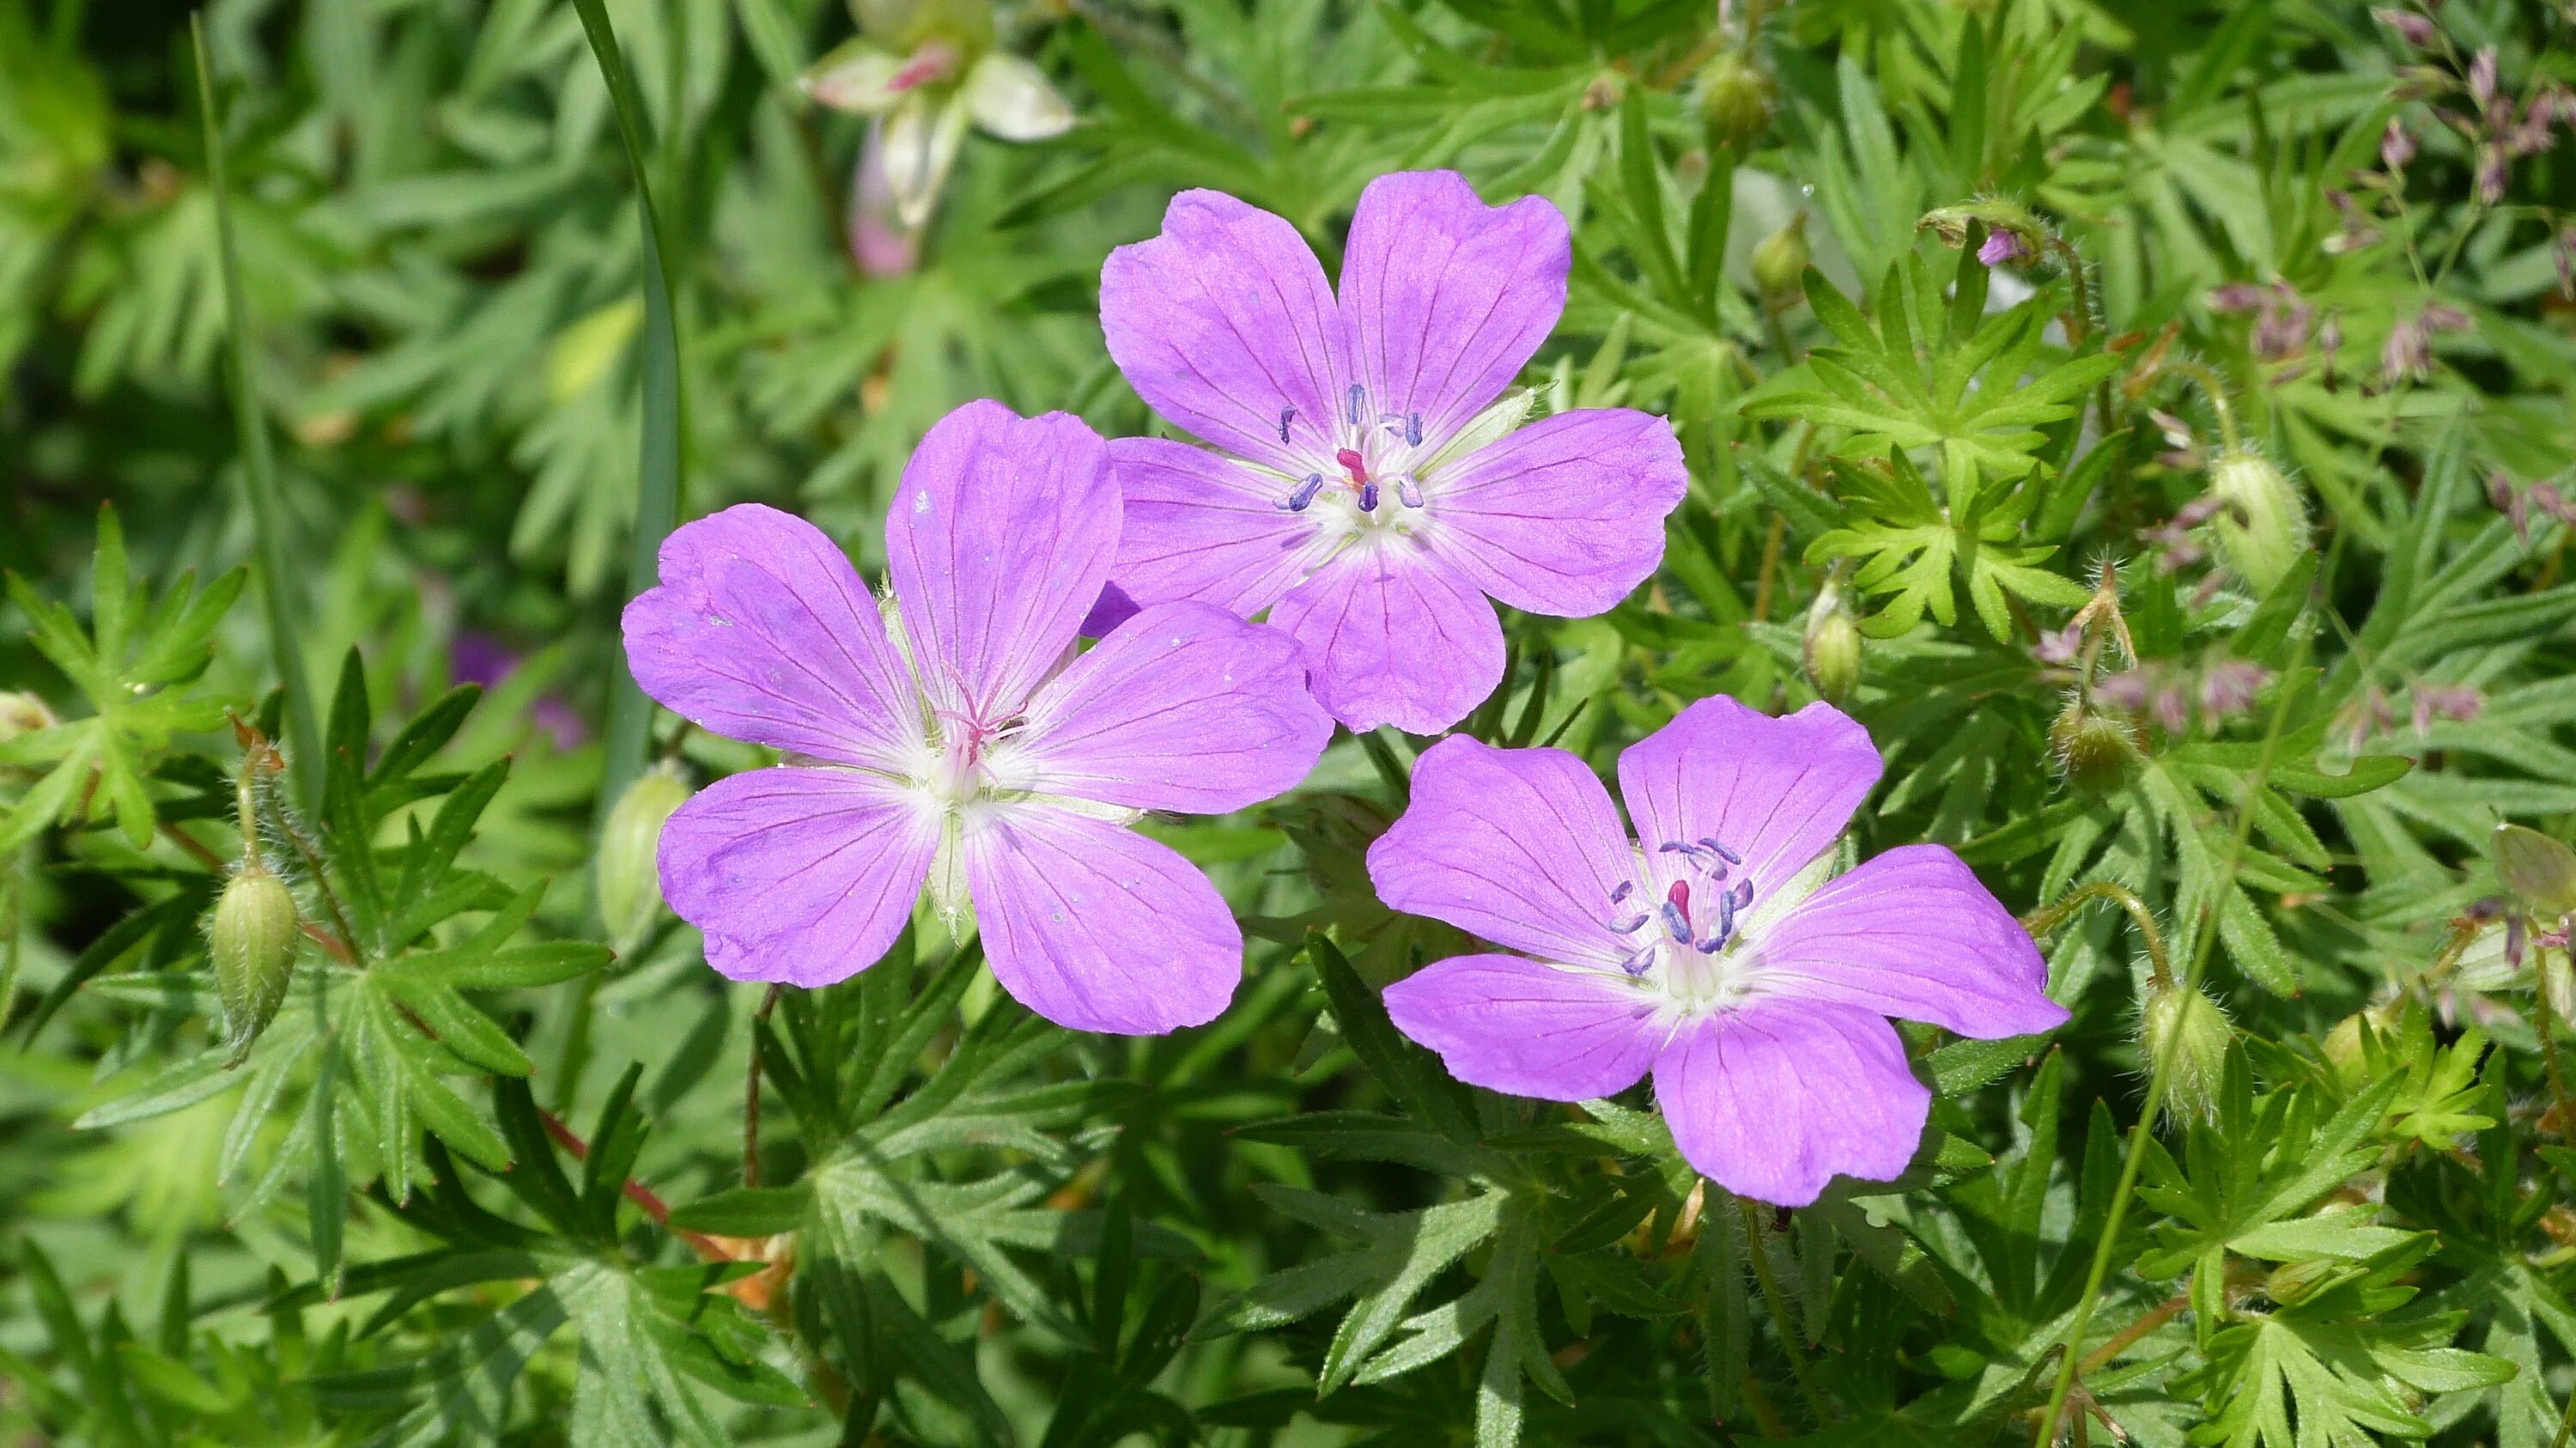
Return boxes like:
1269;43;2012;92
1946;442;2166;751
1604;838;1758;1011
924;708;1018;805
1271;384;1428;522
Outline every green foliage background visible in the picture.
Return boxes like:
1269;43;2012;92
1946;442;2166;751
4;0;2576;1443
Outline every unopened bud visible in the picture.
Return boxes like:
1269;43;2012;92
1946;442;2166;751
2494;824;2576;917
2141;976;2232;1126
1802;591;1862;703
2050;699;2140;796
0;691;53;741
1751;212;1810;307
2263;1257;2336;1305
2207;448;2311;594
599;766;694;953
2320;1001;2403;1090
211;866;298;1058
1697;51;1775;154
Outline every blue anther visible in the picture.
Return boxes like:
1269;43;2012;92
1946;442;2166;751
1610;911;1649;934
1609;880;1634;904
1406;411;1423;446
1396;477;1425;508
1659;901;1692;944
1279;474;1325;512
1346;383;1364;426
1728;878;1754;910
1619;945;1657;978
1358;481;1379;513
1277;406;1297;444
1702;838;1742;866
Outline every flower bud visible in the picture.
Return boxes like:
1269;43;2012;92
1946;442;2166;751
2141;977;2231;1126
2320;1001;2403;1090
2050;699;2140;796
1802;588;1862;703
2494;824;2576;918
211;866;298;1058
2263;1257;2336;1305
1751;212;1811;307
599;766;694;953
0;691;53;741
2206;448;2310;594
1697;51;1774;154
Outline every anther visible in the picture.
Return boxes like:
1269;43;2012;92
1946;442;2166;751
1727;879;1753;910
1406;411;1423;446
1609;881;1634;904
1610;911;1649;934
1358;481;1380;513
1701;839;1742;866
1396;477;1425;508
1346;383;1364;426
1279;474;1325;512
1277;406;1297;444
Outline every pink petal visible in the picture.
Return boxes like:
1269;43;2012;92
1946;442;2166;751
962;804;1242;1034
1106;436;1335;617
1267;540;1503;734
1340;170;1570;447
885;401;1117;721
658;767;939;987
1100;190;1351;473
1615;697;1882;903
1652;1000;1929;1206
1751;845;2069;1037
1012;601;1333;814
1368;734;1641;971
1383;952;1662;1100
1424;408;1687;616
622;504;920;770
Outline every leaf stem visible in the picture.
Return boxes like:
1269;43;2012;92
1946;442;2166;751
1737;1198;1832;1426
2020;880;2172;989
192;17;321;806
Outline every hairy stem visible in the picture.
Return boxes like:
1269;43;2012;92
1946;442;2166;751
2020;880;2172;989
1738;1199;1832;1426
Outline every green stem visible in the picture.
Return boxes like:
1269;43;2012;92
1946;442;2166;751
1739;1199;1832;1427
2020;880;2172;990
2044;236;2093;347
570;0;686;856
2032;597;2318;1445
193;17;322;809
2161;359;2242;455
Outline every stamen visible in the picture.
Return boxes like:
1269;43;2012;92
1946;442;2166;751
1658;901;1690;943
1358;481;1379;513
1379;411;1409;439
1346;383;1364;426
1406;411;1423;446
1727;878;1754;911
1335;447;1370;483
1609;881;1634;904
1619;945;1656;978
1701;839;1742;866
1278;474;1325;512
1610;911;1649;934
1703;894;1737;952
1396;476;1425;508
1278;406;1297;444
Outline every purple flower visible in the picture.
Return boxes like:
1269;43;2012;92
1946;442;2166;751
2381;117;2417;173
1097;171;1688;734
1978;228;2030;266
2372;7;2437;48
621;401;1334;1033
1368;698;2067;1205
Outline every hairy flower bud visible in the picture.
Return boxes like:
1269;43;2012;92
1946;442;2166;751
211;866;298;1057
2141;976;2232;1126
2050;699;2140;796
2494;824;2576;919
1751;212;1810;307
1697;51;1775;154
2206;448;2310;594
1802;589;1862;703
599;766;695;953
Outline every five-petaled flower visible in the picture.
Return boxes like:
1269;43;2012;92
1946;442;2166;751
1369;697;2068;1205
1096;170;1689;735
623;400;1333;1034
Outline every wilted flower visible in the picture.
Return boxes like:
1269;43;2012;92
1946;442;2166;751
623;401;1333;1031
2380;116;2417;173
2470;46;2499;113
2382;313;2433;383
2411;683;2483;733
2372;6;2438;47
799;0;1074;228
1370;698;2068;1204
847;125;920;276
2205;283;2263;314
1096;171;1688;733
2197;660;2272;719
1978;228;2029;266
2475;143;2508;204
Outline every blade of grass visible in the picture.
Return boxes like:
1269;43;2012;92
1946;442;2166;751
569;0;686;837
193;16;321;806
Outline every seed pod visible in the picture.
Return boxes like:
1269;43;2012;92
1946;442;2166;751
598;766;695;953
1751;212;1811;308
2049;699;2140;797
1697;51;1775;154
2206;448;2311;595
1801;588;1862;703
211;866;299;1057
2141;976;2232;1127
2493;823;2576;918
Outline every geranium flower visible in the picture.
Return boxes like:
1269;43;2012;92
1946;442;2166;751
1368;697;2067;1205
1097;170;1689;735
623;400;1333;1033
